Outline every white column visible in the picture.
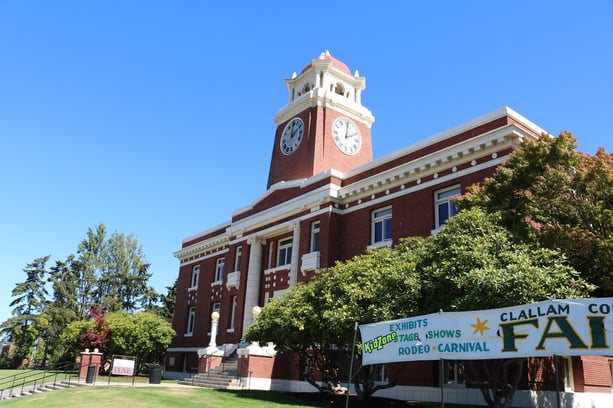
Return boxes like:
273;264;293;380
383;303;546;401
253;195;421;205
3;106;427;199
242;236;265;337
209;312;220;347
289;222;300;287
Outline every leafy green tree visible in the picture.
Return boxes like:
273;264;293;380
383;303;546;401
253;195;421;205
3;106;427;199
1;256;50;366
247;207;594;407
147;278;177;321
246;241;423;399
457;132;613;295
417;208;593;408
105;311;175;373
418;208;593;313
61;310;175;374
75;225;106;318
97;231;155;311
75;224;158;313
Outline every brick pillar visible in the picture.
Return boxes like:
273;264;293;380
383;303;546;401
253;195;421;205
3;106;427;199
79;349;103;380
198;355;223;373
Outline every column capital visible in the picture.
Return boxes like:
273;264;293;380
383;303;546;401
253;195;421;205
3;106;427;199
247;236;266;246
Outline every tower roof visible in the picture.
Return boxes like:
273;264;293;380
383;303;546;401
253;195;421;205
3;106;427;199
301;50;351;75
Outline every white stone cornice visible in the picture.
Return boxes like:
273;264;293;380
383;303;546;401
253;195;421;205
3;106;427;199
173;234;229;260
274;88;374;127
181;221;231;245
227;183;340;237
232;171;343;221
339;155;510;215
343;106;543;180
336;126;525;202
175;106;545;265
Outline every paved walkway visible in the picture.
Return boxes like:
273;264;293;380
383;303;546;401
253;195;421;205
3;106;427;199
86;379;193;388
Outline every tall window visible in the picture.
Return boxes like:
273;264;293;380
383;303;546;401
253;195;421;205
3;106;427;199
445;361;465;386
228;296;238;332
277;238;293;266
190;265;200;289
214;258;225;282
186;306;196;336
435;186;460;229
267;245;274;269
310;221;320;252
234;247;242;272
371;207;392;245
563;357;574;391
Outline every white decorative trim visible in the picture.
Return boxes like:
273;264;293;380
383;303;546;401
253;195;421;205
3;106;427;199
300;251;320;274
175;109;545;264
367;240;392;250
166;347;203;353
226;271;240;290
174;244;229;264
264;265;290;276
237;342;277;358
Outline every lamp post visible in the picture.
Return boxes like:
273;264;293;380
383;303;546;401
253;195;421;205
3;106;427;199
209;311;220;347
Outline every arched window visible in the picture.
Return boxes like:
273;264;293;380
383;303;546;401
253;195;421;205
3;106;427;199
334;82;345;95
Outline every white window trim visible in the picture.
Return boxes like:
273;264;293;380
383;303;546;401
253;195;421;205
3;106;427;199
371;206;392;245
277;237;293;267
228;296;238;333
264;264;291;275
367;240;393;250
433;184;461;232
213;257;225;284
310;221;320;253
233;247;242;273
185;306;196;337
189;265;200;291
564;357;574;392
445;361;466;388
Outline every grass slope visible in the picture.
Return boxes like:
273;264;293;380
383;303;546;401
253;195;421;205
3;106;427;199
0;387;331;408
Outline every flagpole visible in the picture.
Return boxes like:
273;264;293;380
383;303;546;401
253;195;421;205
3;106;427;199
346;321;358;408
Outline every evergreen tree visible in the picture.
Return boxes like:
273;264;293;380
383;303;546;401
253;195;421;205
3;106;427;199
1;256;50;365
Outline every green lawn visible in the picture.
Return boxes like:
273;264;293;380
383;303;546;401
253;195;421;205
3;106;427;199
0;387;331;408
0;370;479;407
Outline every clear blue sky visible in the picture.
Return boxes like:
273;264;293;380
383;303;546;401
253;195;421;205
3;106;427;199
1;1;612;326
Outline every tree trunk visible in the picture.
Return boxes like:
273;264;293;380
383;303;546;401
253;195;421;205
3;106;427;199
465;358;525;408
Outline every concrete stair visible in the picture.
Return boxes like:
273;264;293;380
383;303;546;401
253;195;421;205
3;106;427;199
0;380;80;400
178;357;242;390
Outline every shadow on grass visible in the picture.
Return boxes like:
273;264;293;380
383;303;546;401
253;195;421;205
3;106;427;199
214;390;481;408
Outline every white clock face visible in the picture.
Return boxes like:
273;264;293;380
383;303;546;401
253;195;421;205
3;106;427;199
332;118;362;155
280;118;304;155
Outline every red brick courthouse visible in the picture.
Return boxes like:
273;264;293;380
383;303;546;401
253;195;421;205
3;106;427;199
166;52;613;407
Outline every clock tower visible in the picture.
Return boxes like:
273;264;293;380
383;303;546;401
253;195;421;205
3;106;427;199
267;51;375;188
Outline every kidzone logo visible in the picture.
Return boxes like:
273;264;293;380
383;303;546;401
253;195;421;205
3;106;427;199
363;331;398;353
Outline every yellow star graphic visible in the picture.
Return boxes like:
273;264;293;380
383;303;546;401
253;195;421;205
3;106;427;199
471;317;490;336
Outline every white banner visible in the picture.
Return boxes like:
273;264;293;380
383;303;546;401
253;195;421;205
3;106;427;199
360;298;613;366
111;358;135;376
